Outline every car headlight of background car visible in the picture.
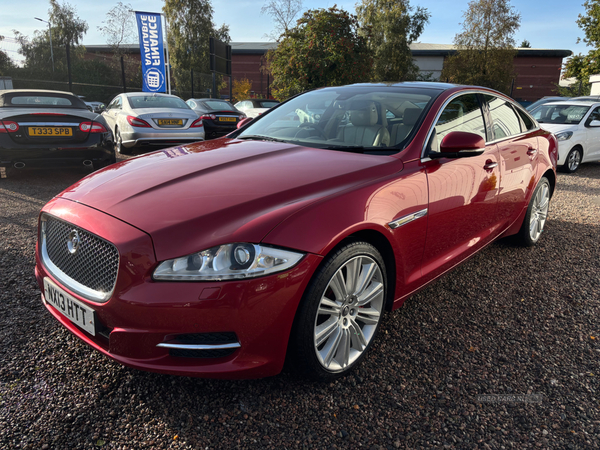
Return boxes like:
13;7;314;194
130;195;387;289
555;131;573;141
153;243;305;281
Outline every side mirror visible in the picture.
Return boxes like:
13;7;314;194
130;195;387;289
589;119;600;127
237;117;253;129
430;131;486;159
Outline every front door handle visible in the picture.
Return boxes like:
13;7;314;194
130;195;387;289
484;161;498;170
527;147;538;156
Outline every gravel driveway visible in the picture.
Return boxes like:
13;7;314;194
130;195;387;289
1;158;599;450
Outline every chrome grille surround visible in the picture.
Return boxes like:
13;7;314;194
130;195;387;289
40;213;119;303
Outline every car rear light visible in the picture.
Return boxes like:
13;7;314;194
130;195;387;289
200;114;217;120
126;116;152;128
190;118;204;128
0;120;19;133
79;121;107;133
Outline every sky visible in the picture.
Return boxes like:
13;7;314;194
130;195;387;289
0;0;590;65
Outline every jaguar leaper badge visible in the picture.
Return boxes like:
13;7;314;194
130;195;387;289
67;230;80;255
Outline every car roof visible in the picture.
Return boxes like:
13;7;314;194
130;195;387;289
540;101;600;107
122;92;181;98
0;88;75;96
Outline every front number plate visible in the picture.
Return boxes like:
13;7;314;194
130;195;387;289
29;127;73;136
43;277;96;336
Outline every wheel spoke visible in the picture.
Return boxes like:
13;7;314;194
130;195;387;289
355;261;376;297
315;317;340;347
344;257;362;295
338;329;351;368
318;297;341;316
349;319;367;351
322;326;343;367
329;270;347;300
356;307;380;326
357;281;384;307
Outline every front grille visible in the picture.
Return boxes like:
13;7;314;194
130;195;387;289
42;214;119;302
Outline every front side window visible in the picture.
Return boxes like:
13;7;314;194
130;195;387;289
429;93;486;153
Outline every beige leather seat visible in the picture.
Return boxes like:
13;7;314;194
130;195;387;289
390;107;421;146
340;101;390;147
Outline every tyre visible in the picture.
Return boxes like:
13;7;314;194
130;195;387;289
289;241;387;380
93;151;117;170
115;128;132;155
515;177;551;247
561;146;582;173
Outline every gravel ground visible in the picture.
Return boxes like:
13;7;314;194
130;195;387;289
1;158;599;450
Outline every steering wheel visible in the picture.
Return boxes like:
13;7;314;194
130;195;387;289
295;122;326;139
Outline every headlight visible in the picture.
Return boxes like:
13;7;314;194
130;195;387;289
153;243;305;281
555;131;573;141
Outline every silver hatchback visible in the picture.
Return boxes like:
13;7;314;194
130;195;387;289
102;93;205;154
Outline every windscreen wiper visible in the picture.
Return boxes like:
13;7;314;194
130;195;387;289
237;135;287;143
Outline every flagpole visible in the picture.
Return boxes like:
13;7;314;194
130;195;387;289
162;13;172;95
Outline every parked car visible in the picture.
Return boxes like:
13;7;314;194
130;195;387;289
526;96;569;111
186;98;246;139
102;92;204;155
0;89;115;177
234;98;280;118
85;101;106;113
36;82;557;380
530;100;600;172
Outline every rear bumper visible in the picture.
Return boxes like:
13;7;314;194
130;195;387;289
121;129;205;148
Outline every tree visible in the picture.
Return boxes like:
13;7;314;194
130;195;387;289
267;6;372;100
261;0;303;40
232;78;252;102
520;39;531;48
563;0;600;90
441;0;520;94
163;0;230;97
0;36;16;76
356;0;430;82
98;2;137;55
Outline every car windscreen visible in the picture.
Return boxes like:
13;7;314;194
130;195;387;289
202;100;236;111
3;93;87;109
235;86;439;153
127;96;190;110
531;104;590;124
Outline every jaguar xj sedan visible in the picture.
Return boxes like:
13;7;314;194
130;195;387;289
35;82;558;380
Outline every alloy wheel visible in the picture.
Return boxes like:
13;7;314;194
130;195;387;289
529;181;550;242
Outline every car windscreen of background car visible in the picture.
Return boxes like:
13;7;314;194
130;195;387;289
203;100;236;111
5;94;86;109
128;96;190;109
259;101;279;108
531;104;590;124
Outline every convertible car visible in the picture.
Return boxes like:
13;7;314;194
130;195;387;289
35;82;557;379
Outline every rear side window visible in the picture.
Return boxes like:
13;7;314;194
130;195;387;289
485;95;522;139
515;108;536;131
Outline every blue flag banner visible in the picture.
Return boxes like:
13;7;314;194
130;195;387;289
135;12;166;93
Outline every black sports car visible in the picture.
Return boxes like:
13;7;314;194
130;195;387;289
186;98;246;139
0;89;115;178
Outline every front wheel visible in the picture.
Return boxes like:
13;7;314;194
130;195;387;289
289;241;387;380
515;177;551;247
561;146;582;173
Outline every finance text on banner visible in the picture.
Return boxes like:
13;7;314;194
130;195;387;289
135;12;166;93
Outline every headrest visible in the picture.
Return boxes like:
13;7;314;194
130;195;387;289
349;101;378;127
403;108;421;127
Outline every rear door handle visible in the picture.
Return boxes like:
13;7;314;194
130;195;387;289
484;161;498;170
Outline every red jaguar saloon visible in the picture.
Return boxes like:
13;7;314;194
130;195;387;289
35;83;558;380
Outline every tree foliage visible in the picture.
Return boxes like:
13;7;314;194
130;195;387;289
261;0;303;40
0;36;16;76
163;0;230;96
48;0;88;47
232;78;252;102
520;39;531;48
563;0;600;88
441;0;520;94
267;6;372;100
98;2;137;55
356;0;430;82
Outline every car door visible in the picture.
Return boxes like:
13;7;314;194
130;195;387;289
484;95;539;229
583;105;600;161
421;92;501;280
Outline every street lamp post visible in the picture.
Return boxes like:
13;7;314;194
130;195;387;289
34;17;54;72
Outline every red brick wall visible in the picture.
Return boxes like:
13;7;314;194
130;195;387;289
230;54;271;98
512;56;563;102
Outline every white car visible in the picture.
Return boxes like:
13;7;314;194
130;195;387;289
102;93;205;155
234;99;280;118
530;101;600;172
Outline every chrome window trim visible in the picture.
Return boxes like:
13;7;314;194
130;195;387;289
388;208;428;229
40;214;118;303
156;342;241;350
420;90;541;161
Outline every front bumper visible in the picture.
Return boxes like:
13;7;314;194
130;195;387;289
35;198;321;379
